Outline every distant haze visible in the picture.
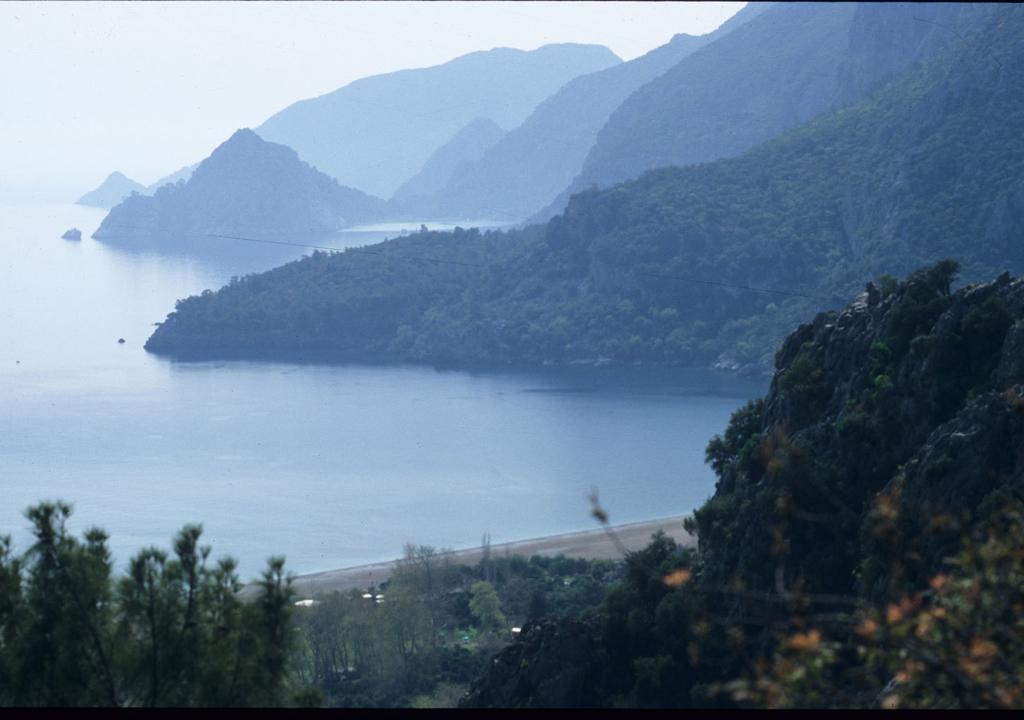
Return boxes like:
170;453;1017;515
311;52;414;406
0;1;744;201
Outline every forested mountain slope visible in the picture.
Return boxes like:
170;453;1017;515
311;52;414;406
145;5;1024;374
534;2;999;222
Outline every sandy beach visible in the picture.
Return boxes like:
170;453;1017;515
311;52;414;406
285;515;694;598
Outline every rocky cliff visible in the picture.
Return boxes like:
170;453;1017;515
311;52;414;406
694;262;1024;599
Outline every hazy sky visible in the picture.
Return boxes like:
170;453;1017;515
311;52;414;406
0;1;744;201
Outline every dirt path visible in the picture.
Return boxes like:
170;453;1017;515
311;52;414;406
286;515;693;598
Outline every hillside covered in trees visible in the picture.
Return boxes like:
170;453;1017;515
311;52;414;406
146;5;1024;374
536;2;999;222
290;548;620;708
0;499;623;708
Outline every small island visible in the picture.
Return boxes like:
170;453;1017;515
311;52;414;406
61;228;82;241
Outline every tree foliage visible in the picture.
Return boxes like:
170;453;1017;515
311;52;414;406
0;502;310;707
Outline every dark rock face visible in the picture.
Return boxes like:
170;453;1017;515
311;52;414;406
461;618;607;708
693;263;1024;600
60;228;82;240
872;383;1024;596
996;319;1024;387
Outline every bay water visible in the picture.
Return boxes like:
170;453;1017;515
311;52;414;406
0;202;766;578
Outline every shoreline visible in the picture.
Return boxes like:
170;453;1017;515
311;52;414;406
283;515;694;598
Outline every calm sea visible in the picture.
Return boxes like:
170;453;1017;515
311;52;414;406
0;202;766;578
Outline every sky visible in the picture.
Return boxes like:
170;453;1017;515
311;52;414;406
0;1;744;201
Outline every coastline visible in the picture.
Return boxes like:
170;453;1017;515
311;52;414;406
284;515;693;598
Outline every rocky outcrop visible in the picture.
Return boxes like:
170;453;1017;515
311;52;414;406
693;262;1024;599
60;228;82;240
869;382;1024;597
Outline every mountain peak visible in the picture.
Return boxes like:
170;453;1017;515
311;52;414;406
201;128;300;170
92;126;385;244
214;128;269;154
224;127;261;144
77;171;146;209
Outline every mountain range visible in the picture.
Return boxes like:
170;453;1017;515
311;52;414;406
256;43;621;199
532;1;999;222
391;1;773;222
93;4;996;228
143;4;1024;374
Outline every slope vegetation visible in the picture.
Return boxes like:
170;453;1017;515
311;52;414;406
536;2;999;222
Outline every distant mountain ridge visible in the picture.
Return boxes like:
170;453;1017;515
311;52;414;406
392;2;773;222
391;117;507;203
388;33;709;222
78;164;199;210
256;43;621;198
93;129;385;246
144;164;197;193
76;171;146;209
533;2;999;222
